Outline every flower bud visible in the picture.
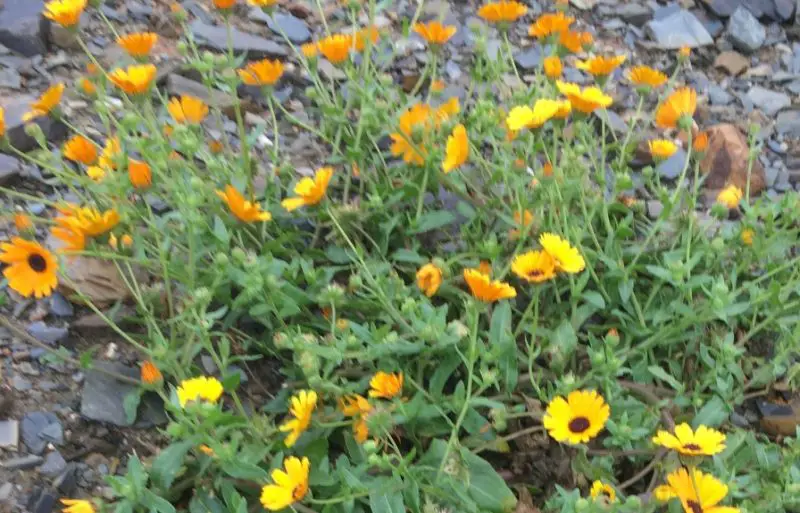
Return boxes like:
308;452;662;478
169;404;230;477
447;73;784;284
166;422;185;437
176;40;188;54
232;247;247;263
574;498;590;512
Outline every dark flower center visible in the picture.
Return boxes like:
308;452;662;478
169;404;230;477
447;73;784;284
526;269;543;278
683;443;702;451
568;416;590;433
27;254;48;273
687;500;703;513
292;484;306;500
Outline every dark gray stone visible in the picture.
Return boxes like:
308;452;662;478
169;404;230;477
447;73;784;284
747;86;790;116
49;292;74;317
0;420;19;449
39;451;66;477
728;7;765;53
647;200;664;219
775;0;795;20
0;0;47;57
777;110;800;136
80;362;167;427
21;412;60;454
656;149;687;180
28;488;56;513
27;321;68;345
53;465;78;494
708;84;734;105
0;66;21;88
653;2;681;20
190;20;287;58
594;109;627;134
3;95;68;152
12;375;32;391
702;0;742;17
0;153;22;185
514;46;541;70
39;421;63;445
249;9;311;44
646;10;713;49
765;166;779;187
1;454;44;470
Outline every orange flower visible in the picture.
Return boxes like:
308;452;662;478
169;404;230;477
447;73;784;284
238;59;284;86
509;209;534;239
628;65;667;89
108;64;157;95
79;77;96;95
23;83;65;122
556;81;613;113
281;167;333;211
528;12;574;39
477;1;528;24
318;34;353;64
117;32;158;58
543;56;562;79
43;0;87;28
51;221;86;253
353;27;380;51
248;0;277;5
300;43;318;58
558;30;583;53
128;159;152;188
576;55;626;77
369;371;403;399
167;95;209;124
14;213;33;231
430;79;446;93
141;361;163;384
463;268;516;302
209;139;224;153
216;185;272;222
413;21;456;46
340;395;372;443
693;131;709;152
655;87;696;129
213;0;236;8
390;103;433;165
63;135;98;165
679;46;691;59
443;124;468;173
542;162;553;176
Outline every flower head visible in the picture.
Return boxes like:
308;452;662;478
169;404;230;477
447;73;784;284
628;65;667;89
509;209;534;238
168;95;209;125
648;139;678;160
353;26;380;51
477;1;528;24
176;376;224;407
575;55;626;77
301;43;318;58
238;59;284;86
556;81;612;113
369;371;403;399
443;124;468;173
340;395;372;442
390;104;434;165
213;0;236;8
14;213;33;231
506;99;560;131
655;87;696;129
281;167;333;212
0;107;5;137
511;250;556;283
590;481;616;503
128;159;152;189
543;56;562;79
693;131;709;152
63;135;98;165
43;0;86;28
109;64;157;95
23;83;65;122
539;233;585;273
60;499;95;513
51;220;86;253
716;185;743;209
280;390;318;447
249;0;278;5
741;228;754;246
543;389;609;444
652;423;726;456
318;34;353;64
0;237;58;298
664;467;739;513
117;32;158;58
413;21;456;46
463;268;516;302
216;185;272;222
417;263;443;297
679;46;691;59
79;77;96;95
528;12;574;39
140;361;163;384
558;30;591;53
63;207;120;237
260;457;310;511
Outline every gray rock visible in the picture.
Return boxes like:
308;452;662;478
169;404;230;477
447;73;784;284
730;411;750;428
21;412;60;454
28;488;57;513
708;84;734;105
594;109;627;134
39;421;63;445
775;0;795;20
80;362;166;427
728;7;765;53
12;375;32;391
747;86;790;116
53;465;78;494
702;0;742;17
49;292;74;317
249;9;310;44
646;10;713;49
776;110;800;136
0;420;19;449
27;321;68;345
0;153;22;185
653;2;681;20
167;74;236;113
1;454;44;470
618;3;653;25
647;200;664;219
774;169;792;191
190;20;287;58
0;482;12;502
656;149;687;180
0;66;21;88
3;95;68;152
514;46;541;70
765;166;779;187
0;0;47;57
445;60;461;80
39;451;66;477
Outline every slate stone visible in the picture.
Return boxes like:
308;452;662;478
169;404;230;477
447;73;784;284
776;110;800;136
80;362;166;427
249;9;311;44
656;149;688;180
653;2;681;20
39;451;66;477
0;153;22;185
190;20;287;58
646;10;713;49
1;454;44;470
0;420;19;449
49;292;74;317
747;86;790;116
3;95;68;152
728;7;765;53
0;482;12;502
0;0;47;57
38;421;63;445
702;0;740;17
21;412;60;455
28;488;57;513
0;66;21;88
53;465;78;495
12;375;32;391
765;166;779;187
27;321;68;345
775;0;795;20
514;46;542;70
708;84;734;105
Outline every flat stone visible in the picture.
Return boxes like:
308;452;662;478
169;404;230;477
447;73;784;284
594;109;627;134
0;420;19;450
39;451;66;477
53;465;78;495
656;150;687;180
21;412;60;455
646;200;664;219
708;84;734;105
0;0;47;57
728;6;765;53
80;362;167;427
747;86;790;116
713;50;749;76
776;110;800;136
27;321;68;345
0;153;22;185
3;95;68;152
38;421;63;445
28;488;57;513
49;292;74;317
12;375;32;391
701;0;742;17
514;46;542;70
190;20;287;58
646;10;713;49
775;0;795;20
618;3;653;25
249;9;310;44
1;454;44;470
166;74;237;116
0;482;12;502
0;66;21;88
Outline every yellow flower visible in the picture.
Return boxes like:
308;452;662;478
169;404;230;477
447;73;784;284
543;56;562;79
717;185;743;209
654;485;677;502
416;263;443;297
435;97;460;123
43;0;86;28
60;499;95;513
318;34;353;64
128;159;152;189
553;100;572;119
628;65;667;89
167;95;209;125
213;0;236;8
413;21;457;45
590;481;616;503
176;376;224;407
260;457;310;511
340;395;372;442
556;81;612;113
99;136;121;170
430;79;446;93
140;361;162;384
655;87;697;129
300;42;318;58
238;59;284;86
679;46;691;59
528;12;574;39
281;167;333;211
280;390;318;447
23;83;65;122
576;55;626;77
216;185;272;222
463;268;517;302
477;1;528;24
506;99;560;131
443;124;468;173
648;139;678;160
50;221;86;253
543;389;609;444
198;444;215;456
0;237;58;298
511;250;556;283
694;131;709;152
0;107;5;137
652;423;726;456
64;207;120;237
63;135;98;165
741;228;754;246
14;213;33;231
369;371;403;399
109;64;157;95
117;32;158;58
539;233;585;273
248;0;277;5
665;467;740;513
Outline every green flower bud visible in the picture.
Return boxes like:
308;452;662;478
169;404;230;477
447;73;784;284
215;252;230;266
362;440;378;454
231;247;247;263
710;237;725;252
575;498;590;512
166;422;185;437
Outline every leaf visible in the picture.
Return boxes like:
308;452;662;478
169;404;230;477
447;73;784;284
141;490;177;513
391;249;425;264
150;440;193;490
123;390;142;425
369;487;405;513
213;216;229;244
429;353;461;398
489;302;517;390
693;395;730;428
647;366;684;392
461;448;517;513
221;460;269;481
582;291;606;309
551;320;577;359
409;211;456;234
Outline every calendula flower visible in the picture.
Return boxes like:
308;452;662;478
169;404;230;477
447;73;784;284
0;238;58;298
79;77;96;95
117;32;158;58
509;209;534;239
477;1;528;24
430;79;446;93
654;485;677;502
648;139;678;160
51;222;85;253
543;389;609;444
652;423;726;456
506;99;560;131
238;59;284;86
167;95;209;124
60;499;95;513
353;26;380;51
413;21;456;46
14;213;33;231
390;104;433;165
511;250;556;283
216;185;272;222
528;12;574;39
109;64;157;95
539;233;585;273
679;46;691;59
317;34;353;64
369;371;403;399
120;234;133;248
43;0;86;28
213;0;236;8
717;185;743;209
23;83;65;122
543;56;562;79
416;263;443;297
576;55;626;77
128;159;152;189
140;361;163;384
590;481;616;503
664;468;740;513
99;136;121;170
66;207;120;237
443;124;468;173
435;97;460;123
280;390;318;447
740;228;754;246
176;376;224;407
300;43;318;58
63;135;98;165
557;30;586;53
476;261;492;275
553;100;572;119
340;395;372;442
248;0;277;5
463;268;517;302
260;457;310;511
693;131;709;152
556;81;612;113
655;87;697;129
281;167;333;211
628;65;667;89
0;107;5;137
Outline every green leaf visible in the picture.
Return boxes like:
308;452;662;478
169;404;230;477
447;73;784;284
150;440;193;490
582;291;606;309
391;249;425;264
122;390;141;425
489;302;517;391
647;366;684;392
369;486;405;513
213;216;229;244
551;320;577;359
221;460;269;481
692;395;730;428
409;211;456;234
141;490;177;513
461;448;517;513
